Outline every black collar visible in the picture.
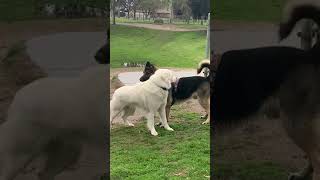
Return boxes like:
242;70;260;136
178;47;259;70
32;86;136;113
160;86;169;91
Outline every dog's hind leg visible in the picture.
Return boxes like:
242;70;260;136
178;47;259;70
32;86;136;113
145;113;158;136
122;106;135;127
200;114;208;119
38;139;82;180
157;104;171;128
110;99;123;128
198;97;210;124
288;161;313;180
159;105;174;132
0;153;34;180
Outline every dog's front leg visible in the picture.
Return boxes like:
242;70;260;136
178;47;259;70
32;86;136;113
159;105;174;132
146;113;158;136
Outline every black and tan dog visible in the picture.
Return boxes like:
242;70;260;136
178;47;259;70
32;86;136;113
140;61;211;124
212;1;320;180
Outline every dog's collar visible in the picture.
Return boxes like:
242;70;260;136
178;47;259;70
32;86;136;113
160;86;169;91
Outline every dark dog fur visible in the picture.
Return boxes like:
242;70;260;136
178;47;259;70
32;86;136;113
140;61;210;124
94;29;110;64
212;2;320;179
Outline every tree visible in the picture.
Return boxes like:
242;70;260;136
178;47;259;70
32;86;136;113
139;0;162;20
173;0;192;22
111;0;116;24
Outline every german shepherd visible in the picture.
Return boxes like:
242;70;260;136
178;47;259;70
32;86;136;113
213;2;320;179
140;61;211;124
94;29;110;64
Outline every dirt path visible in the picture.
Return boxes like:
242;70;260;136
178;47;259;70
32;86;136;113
116;22;206;31
0;18;105;47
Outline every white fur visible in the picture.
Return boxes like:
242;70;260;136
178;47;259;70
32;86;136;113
110;69;176;136
0;65;108;180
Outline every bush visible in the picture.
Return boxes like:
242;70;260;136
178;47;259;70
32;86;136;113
154;19;164;24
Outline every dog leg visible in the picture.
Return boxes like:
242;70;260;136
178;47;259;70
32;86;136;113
38;139;82;180
122;106;135;127
199;98;210;124
0;153;34;180
288;162;313;180
110;99;123;129
200;114;208;119
159;105;174;132
146;113;158;136
157;105;171;128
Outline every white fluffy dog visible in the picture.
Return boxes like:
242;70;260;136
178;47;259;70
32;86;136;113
110;69;176;136
0;66;108;180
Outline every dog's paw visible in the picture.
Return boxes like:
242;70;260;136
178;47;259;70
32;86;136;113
165;127;174;131
126;122;135;127
202;120;210;125
288;173;310;180
151;130;158;136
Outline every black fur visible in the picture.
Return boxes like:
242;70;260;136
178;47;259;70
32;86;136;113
212;46;315;123
140;61;209;105
279;4;320;40
94;29;110;64
172;76;208;104
94;43;110;64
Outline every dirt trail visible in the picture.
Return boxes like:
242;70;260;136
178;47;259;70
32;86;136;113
116;22;206;31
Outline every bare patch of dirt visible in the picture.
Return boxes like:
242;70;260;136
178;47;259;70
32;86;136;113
214;114;307;174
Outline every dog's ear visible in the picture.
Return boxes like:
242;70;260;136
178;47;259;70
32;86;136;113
146;61;151;66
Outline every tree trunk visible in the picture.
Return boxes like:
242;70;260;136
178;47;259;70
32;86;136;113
112;0;116;25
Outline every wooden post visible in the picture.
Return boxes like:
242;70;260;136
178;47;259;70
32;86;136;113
300;19;313;50
203;12;210;77
206;13;210;59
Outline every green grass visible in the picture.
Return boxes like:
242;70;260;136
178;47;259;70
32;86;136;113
212;0;286;22
110;25;207;68
111;107;210;179
213;161;288;180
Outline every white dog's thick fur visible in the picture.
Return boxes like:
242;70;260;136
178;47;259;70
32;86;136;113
110;69;176;136
0;66;108;180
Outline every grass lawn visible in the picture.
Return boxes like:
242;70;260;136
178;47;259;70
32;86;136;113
212;0;286;22
111;106;210;179
110;25;207;68
213;161;288;180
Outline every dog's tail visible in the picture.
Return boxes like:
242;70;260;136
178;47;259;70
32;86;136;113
279;1;320;41
197;59;210;74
